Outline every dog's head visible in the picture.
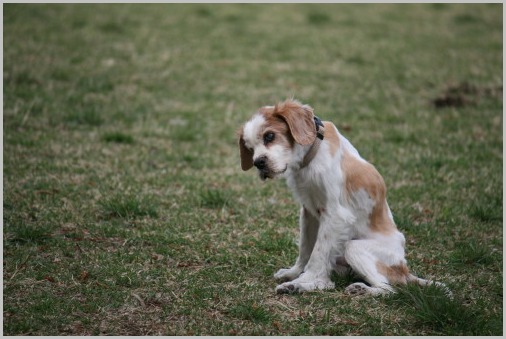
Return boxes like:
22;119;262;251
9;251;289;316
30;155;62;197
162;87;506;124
238;99;317;180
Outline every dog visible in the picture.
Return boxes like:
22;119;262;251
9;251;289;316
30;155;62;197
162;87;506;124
238;99;443;295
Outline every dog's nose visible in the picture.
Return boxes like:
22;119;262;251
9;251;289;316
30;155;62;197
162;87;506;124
254;157;267;170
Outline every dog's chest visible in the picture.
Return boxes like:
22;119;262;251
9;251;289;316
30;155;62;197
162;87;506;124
287;171;329;218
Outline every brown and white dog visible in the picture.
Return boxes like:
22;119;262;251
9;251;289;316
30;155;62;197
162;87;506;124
238;99;443;295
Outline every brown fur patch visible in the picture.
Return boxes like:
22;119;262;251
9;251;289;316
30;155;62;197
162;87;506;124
271;100;316;145
258;111;294;149
342;151;385;200
369;201;396;235
341;151;396;234
238;126;254;171
323;121;340;156
237;105;295;171
376;262;410;285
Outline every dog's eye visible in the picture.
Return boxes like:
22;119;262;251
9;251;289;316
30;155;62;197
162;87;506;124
263;132;275;144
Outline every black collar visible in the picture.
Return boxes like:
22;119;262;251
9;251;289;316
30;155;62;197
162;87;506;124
314;116;324;140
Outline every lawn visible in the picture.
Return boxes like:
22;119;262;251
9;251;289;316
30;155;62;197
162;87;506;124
3;3;503;335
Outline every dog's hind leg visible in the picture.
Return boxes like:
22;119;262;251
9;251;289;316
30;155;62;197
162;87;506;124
343;239;402;296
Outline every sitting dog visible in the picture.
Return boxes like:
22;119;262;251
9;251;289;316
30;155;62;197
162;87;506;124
238;99;441;295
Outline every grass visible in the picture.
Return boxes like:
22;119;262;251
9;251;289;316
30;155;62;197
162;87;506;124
3;3;503;336
384;283;498;335
99;194;159;219
102;132;134;144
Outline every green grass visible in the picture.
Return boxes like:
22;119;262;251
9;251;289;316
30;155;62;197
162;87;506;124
102;132;134;144
99;194;159;219
198;188;231;209
384;283;498;335
449;239;501;267
3;3;502;336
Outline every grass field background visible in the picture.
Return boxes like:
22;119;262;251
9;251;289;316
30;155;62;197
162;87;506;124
3;4;503;335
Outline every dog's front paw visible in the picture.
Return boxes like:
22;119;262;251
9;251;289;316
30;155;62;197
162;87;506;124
276;278;334;294
274;267;302;282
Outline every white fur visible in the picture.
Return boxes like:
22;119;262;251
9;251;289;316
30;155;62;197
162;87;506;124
241;103;445;296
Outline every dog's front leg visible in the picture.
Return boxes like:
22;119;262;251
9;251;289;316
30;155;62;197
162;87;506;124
274;207;319;282
276;212;347;294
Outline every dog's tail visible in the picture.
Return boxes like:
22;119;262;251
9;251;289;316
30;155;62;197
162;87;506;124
407;274;453;298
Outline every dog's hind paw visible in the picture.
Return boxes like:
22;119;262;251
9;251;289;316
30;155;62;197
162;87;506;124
275;283;298;294
345;282;393;296
276;278;334;294
345;282;369;296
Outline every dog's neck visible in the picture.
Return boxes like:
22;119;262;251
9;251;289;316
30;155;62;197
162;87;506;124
300;116;325;169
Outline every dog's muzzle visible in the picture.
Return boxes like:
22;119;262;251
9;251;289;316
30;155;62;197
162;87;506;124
253;157;268;171
254;156;270;180
254;156;286;180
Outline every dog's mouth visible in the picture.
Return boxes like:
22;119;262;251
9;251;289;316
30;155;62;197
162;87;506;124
259;165;288;181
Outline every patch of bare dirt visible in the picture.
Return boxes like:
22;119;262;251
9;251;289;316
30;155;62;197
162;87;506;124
432;82;502;108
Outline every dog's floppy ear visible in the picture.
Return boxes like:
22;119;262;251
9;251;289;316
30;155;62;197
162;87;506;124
238;127;254;171
274;100;316;145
